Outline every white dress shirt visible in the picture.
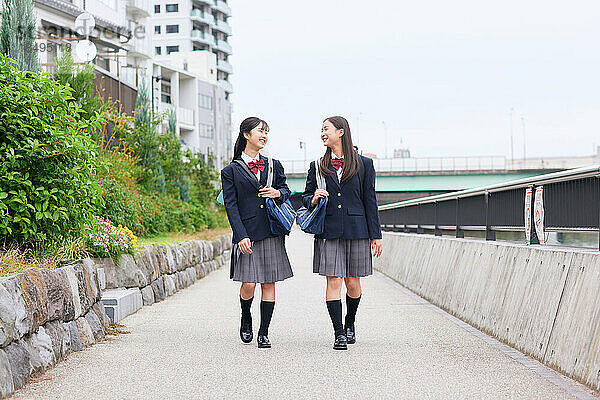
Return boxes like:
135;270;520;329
241;151;261;180
331;153;344;180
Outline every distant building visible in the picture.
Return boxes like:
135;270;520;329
154;54;232;168
30;0;233;167
394;148;411;158
151;0;233;98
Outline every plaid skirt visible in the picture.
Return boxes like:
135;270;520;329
230;236;293;283
313;238;373;278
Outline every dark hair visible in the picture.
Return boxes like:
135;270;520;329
319;116;360;182
233;117;270;160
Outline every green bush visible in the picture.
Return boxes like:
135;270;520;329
0;55;104;243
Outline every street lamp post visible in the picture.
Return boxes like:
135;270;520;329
299;140;307;172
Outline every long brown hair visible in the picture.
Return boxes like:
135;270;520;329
319;116;360;182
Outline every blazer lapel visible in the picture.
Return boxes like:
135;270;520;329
233;159;260;191
328;162;341;189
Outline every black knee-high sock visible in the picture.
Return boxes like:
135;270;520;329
326;300;344;337
240;296;253;326
258;301;275;336
345;294;362;328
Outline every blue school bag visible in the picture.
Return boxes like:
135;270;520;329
296;158;329;234
263;157;297;236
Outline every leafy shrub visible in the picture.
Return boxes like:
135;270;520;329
85;216;138;258
0;55;104;244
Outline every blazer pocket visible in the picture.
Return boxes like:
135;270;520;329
347;208;365;216
241;213;257;221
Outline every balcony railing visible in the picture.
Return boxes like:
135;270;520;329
378;165;600;250
177;107;195;126
126;0;150;17
216;59;233;74
190;9;215;25
213;0;231;16
217;79;233;93
191;29;216;47
213;19;232;35
214;39;232;54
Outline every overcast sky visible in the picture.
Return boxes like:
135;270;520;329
227;0;600;161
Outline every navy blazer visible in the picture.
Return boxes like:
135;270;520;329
302;155;382;240
221;155;291;244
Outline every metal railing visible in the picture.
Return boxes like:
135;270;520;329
378;165;600;250
280;155;598;175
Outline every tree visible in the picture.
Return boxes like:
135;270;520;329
0;0;40;72
53;50;101;120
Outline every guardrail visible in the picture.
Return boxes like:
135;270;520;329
280;156;596;175
378;165;600;250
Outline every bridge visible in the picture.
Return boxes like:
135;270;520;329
7;165;600;399
282;154;599;205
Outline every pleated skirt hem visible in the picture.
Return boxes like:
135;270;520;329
230;236;293;283
313;238;373;278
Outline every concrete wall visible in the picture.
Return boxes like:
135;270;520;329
374;232;600;390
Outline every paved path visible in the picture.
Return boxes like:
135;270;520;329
12;228;597;399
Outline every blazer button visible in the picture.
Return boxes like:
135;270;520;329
337;204;342;209
260;204;264;209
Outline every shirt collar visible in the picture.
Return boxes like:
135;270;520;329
241;151;260;163
331;152;344;159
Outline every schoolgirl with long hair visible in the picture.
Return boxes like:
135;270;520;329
302;116;383;350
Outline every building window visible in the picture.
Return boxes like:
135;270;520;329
154;4;160;13
199;123;214;138
166;24;179;33
154;25;161;34
166;45;179;54
198;94;212;110
165;3;178;12
161;94;172;104
155;46;162;55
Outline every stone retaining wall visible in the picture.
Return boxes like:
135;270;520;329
0;233;232;398
374;232;600;391
100;234;232;320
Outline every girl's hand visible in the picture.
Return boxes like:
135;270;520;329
238;238;252;254
258;188;281;198
311;189;329;205
371;239;383;258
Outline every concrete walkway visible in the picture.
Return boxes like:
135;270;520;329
11;228;597;399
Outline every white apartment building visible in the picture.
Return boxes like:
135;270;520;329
153;51;232;168
150;0;233;97
30;0;233;166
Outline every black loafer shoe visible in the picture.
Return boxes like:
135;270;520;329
257;335;271;348
333;334;348;350
345;325;356;344
240;323;253;344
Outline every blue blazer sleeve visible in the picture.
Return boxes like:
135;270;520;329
362;157;382;239
221;166;248;244
273;159;291;204
302;161;317;209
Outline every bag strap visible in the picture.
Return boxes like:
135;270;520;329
315;158;325;190
266;157;274;188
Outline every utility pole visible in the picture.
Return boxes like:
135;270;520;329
522;116;526;162
382;121;388;158
510;107;514;166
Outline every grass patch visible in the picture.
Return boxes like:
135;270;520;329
0;238;91;276
138;227;232;245
0;227;230;277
